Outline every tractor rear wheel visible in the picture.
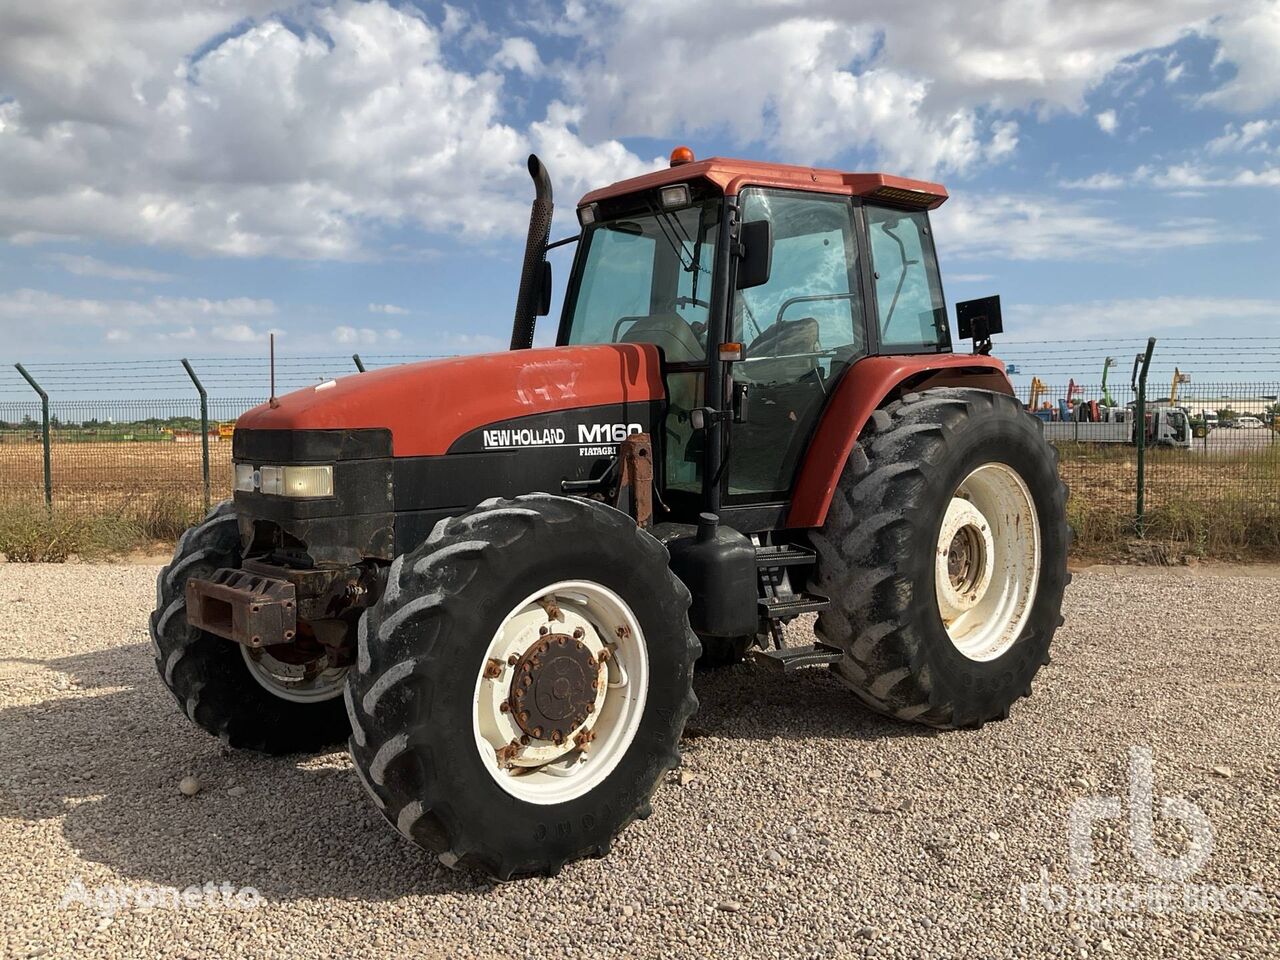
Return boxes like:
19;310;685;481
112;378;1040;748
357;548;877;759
810;388;1069;729
346;494;699;879
149;501;351;753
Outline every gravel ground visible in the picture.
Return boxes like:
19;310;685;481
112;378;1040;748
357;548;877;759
1;563;1277;959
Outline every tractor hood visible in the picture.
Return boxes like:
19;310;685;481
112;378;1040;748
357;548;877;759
236;343;666;458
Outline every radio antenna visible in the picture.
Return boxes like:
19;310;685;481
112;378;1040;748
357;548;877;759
269;332;279;408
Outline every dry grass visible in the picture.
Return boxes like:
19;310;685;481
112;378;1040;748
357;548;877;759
0;494;203;562
2;436;1279;561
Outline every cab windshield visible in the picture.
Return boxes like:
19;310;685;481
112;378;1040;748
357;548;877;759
562;199;720;364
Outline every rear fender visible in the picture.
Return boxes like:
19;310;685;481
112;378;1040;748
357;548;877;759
786;355;1013;528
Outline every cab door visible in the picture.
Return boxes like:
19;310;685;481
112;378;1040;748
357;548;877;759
725;188;869;502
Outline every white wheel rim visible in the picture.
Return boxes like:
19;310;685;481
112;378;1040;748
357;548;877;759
240;644;349;703
472;580;649;806
934;462;1040;662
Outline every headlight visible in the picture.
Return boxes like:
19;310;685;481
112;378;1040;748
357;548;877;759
239;464;334;498
234;463;257;492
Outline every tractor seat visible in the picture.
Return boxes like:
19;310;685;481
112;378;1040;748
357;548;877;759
618;313;705;363
739;317;821;384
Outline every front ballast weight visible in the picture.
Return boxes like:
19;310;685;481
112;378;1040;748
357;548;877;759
186;568;297;648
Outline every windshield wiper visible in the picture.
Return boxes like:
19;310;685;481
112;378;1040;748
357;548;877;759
647;201;694;272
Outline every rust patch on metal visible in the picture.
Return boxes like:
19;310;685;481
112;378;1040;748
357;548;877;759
496;739;522;768
507;633;598;743
536;595;564;622
185;568;297;647
615;432;654;528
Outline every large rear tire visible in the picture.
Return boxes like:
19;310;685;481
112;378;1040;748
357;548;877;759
810;388;1069;729
346;494;699;879
149;501;350;753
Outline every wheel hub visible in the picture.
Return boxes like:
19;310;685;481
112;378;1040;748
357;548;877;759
508;633;599;743
933;463;1042;663
946;524;984;594
472;581;649;804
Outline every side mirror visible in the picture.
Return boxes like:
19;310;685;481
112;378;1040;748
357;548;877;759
536;260;552;316
735;220;772;290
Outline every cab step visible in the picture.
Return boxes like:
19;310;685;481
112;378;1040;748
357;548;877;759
754;543;817;568
753;641;844;673
758;591;830;618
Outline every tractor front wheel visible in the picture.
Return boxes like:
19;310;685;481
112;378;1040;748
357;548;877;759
810;388;1069;729
346;494;699;879
149;501;351;753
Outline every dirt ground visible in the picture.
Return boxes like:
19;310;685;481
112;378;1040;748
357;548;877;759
0;563;1276;959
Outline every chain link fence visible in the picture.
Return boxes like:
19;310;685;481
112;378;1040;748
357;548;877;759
0;397;261;516
2;353;1279;559
1029;379;1280;557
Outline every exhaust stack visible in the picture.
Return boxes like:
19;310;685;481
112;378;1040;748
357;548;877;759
510;154;553;350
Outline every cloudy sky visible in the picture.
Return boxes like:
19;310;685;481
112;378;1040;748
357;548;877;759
1;0;1278;391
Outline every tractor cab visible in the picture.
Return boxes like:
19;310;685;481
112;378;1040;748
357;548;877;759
539;149;959;526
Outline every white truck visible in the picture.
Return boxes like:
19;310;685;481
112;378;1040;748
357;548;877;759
1042;406;1191;448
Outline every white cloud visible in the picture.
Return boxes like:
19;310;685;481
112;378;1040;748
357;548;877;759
368;302;408;315
934;195;1248;261
492;37;543;77
1096;109;1119;134
556;1;1246;177
0;1;654;259
1061;160;1280;191
48;253;175;283
1198;1;1280;112
0;0;1275;266
0;287;275;328
1059;172;1127;190
1007;296;1280;339
1206;120;1275;154
948;273;995;283
332;325;399;345
212;323;272;343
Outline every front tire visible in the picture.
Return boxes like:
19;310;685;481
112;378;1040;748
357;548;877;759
346;494;699;879
810;388;1069;729
149;501;350;753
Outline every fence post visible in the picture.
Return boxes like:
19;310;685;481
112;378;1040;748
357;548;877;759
352;353;366;372
14;363;52;512
181;358;211;512
1132;338;1156;537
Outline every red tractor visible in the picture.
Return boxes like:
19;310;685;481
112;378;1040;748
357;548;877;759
151;148;1068;879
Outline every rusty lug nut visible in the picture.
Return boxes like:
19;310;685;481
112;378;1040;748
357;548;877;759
572;627;585;639
519;711;530;724
552;730;564;745
520;734;531;745
574;729;596;750
586;703;595;714
482;658;504;680
533;727;543;739
597;648;612;663
557;636;566;646
507;654;519;665
539;625;549;635
499;702;510;713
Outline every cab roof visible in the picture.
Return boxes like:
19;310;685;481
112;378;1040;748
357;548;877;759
578;155;948;210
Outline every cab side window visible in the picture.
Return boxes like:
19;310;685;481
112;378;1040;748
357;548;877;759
865;206;949;351
733;190;863;373
727;189;865;498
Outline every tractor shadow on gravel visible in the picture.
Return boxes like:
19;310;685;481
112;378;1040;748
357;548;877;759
0;641;928;902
